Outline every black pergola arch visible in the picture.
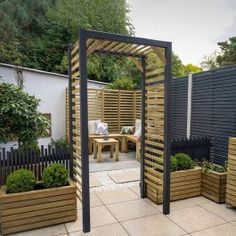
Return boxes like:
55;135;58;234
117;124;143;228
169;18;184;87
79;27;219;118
68;29;172;233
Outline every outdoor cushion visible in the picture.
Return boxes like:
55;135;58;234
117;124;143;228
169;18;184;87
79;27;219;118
95;122;109;135
120;126;134;134
88;120;101;134
134;119;141;137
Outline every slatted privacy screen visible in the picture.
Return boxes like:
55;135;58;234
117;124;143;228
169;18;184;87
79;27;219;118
144;47;166;204
171;65;236;165
70;42;82;200
66;88;142;135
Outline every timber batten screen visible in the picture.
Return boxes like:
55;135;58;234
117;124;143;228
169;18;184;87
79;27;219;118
68;29;172;232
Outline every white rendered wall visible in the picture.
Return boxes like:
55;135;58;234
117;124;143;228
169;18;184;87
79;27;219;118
0;64;107;150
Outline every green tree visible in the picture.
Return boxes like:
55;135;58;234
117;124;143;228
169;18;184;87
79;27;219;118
201;36;236;70
0;83;50;149
201;51;220;70
172;53;186;77
217;37;236;66
184;64;202;74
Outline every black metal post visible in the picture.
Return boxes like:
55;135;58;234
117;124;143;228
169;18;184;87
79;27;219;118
140;56;146;198
68;44;74;180
163;43;172;215
79;29;91;233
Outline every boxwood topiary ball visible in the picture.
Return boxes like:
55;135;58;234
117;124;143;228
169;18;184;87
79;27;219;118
6;169;36;193
174;153;193;170
42;163;68;188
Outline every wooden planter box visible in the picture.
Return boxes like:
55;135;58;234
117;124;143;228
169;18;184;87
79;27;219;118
201;171;227;203
0;179;77;235
146;167;202;204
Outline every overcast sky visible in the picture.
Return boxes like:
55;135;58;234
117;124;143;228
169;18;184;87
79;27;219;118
127;0;236;66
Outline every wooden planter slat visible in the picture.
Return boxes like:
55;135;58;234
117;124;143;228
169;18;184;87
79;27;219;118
226;138;236;207
201;171;227;204
146;167;202;204
0;179;77;235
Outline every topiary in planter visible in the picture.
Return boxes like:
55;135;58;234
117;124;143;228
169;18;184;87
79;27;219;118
42;163;68;188
171;153;194;171
6;169;36;193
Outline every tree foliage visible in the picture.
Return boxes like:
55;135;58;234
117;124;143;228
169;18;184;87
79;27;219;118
0;83;50;149
217;37;236;67
201;37;236;70
0;0;197;82
184;64;202;74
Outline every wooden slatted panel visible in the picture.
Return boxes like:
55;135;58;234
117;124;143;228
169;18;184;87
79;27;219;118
144;47;165;204
226;138;236;207
119;90;135;129
103;89;119;133
70;43;82;201
134;91;141;121
88;89;103;121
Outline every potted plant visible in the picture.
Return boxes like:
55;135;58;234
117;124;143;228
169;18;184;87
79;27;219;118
146;153;202;204
201;161;227;203
0;164;76;235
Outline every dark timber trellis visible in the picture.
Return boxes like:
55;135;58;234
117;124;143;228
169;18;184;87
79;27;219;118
68;29;172;233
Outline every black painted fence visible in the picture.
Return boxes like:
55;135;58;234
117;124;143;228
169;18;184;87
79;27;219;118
0;145;70;186
171;65;236;165
171;137;211;161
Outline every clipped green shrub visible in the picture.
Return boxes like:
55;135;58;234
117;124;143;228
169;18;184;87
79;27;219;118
6;169;36;193
170;156;178;172
175;153;194;170
171;153;194;172
42;163;68;188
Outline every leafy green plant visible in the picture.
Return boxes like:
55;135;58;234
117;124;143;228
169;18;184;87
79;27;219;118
6;169;36;193
171;153;194;172
50;137;68;148
42;163;68;188
107;76;137;90
0;83;50;149
201;161;227;173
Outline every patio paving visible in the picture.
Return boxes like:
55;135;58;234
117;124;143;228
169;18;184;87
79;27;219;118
8;161;236;236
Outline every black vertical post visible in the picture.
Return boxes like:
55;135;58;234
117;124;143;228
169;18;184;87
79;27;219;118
79;29;91;233
140;56;146;198
163;43;172;215
68;44;74;180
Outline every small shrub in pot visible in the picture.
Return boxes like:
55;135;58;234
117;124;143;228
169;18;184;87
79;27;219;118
6;169;36;193
171;153;194;171
42;163;68;188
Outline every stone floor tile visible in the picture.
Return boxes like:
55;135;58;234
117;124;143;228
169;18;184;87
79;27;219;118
108;169;139;184
107;199;158;221
188;196;212;205
201;202;236;222
95;188;139;205
191;223;236;236
129;185;140;196
145;198;196;212
168;205;225;233
122;214;185;236
10;224;67;236
69;223;128;236
66;206;117;233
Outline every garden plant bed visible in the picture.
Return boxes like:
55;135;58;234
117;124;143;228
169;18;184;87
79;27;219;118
146;166;202;204
0;179;77;235
201;171;227;203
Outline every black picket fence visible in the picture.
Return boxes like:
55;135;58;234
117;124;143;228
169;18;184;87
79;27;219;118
171;136;211;161
0;145;70;186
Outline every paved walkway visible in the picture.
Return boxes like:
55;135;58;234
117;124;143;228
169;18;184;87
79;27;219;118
10;167;236;236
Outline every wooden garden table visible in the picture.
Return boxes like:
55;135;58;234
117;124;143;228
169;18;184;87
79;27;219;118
93;138;119;162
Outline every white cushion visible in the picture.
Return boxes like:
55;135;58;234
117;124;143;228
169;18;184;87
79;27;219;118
134;119;141;137
88;120;101;134
95;122;109;135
